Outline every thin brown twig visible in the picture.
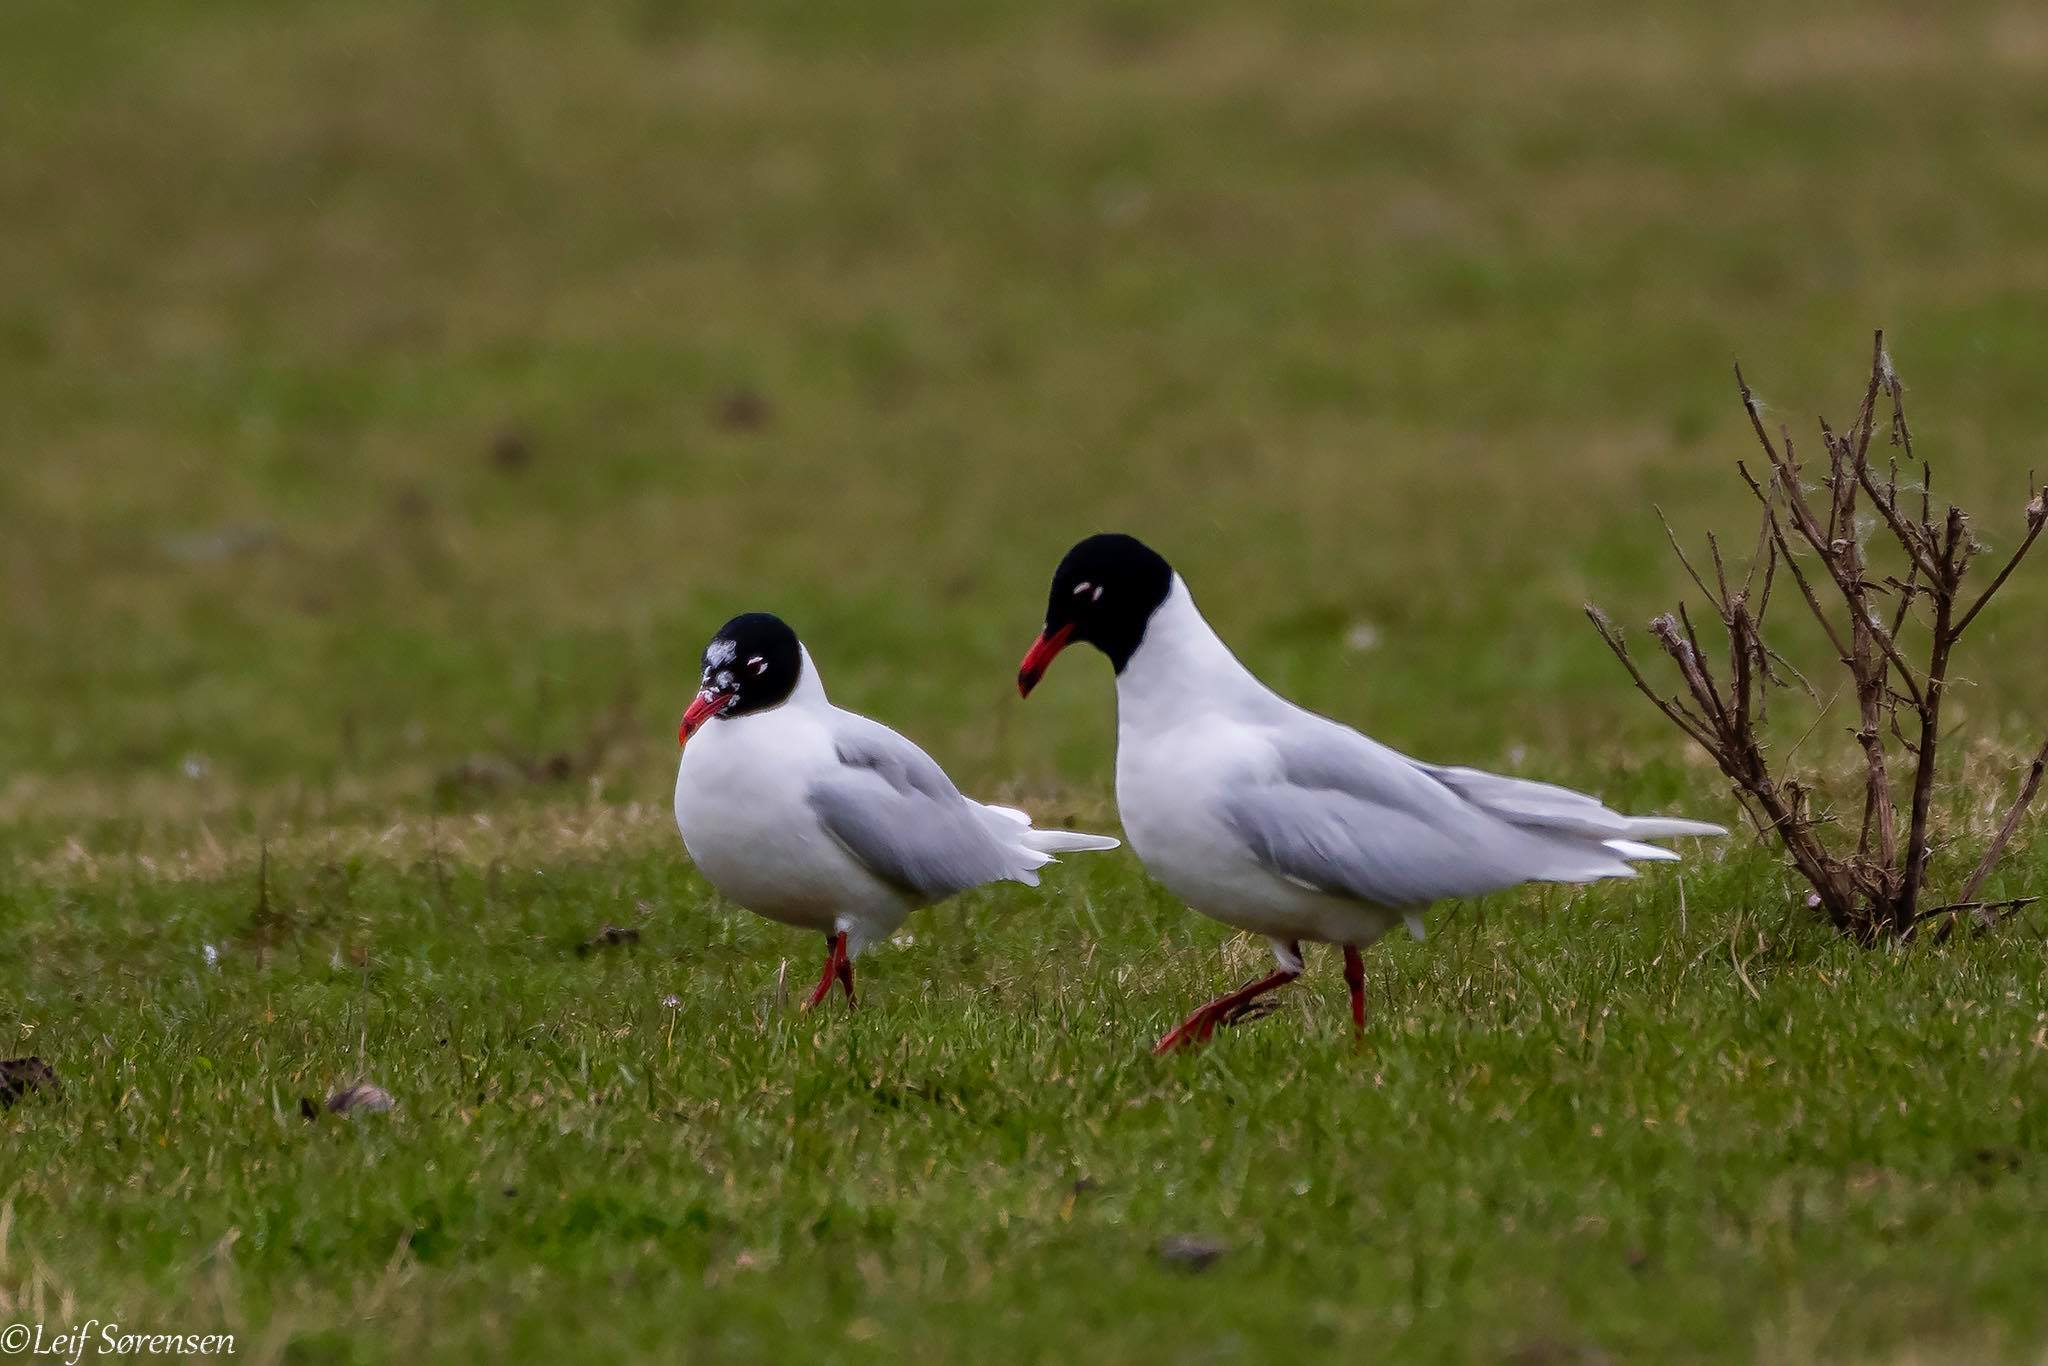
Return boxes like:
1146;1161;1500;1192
1850;330;1887;464
1896;565;1956;925
1672;604;1730;730
1929;897;2039;945
1742;490;1774;599
1952;488;2047;640
1955;736;2048;905
1742;476;1855;667
1655;506;1721;609
1585;608;1719;751
1856;453;1946;585
1914;896;2039;929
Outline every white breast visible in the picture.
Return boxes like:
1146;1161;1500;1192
673;709;908;937
1111;582;1402;947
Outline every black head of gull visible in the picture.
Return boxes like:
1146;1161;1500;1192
1018;533;1174;694
680;611;804;744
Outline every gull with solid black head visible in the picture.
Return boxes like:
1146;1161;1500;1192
676;612;1119;1009
1018;534;1723;1054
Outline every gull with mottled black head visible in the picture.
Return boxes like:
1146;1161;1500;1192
676;612;1119;1009
1019;534;1723;1054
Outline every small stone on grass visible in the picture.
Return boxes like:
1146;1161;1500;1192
1157;1234;1226;1271
578;925;641;956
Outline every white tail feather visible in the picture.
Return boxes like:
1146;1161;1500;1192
1604;839;1682;862
1617;816;1725;839
973;802;1120;868
1424;763;1725;846
1023;828;1121;854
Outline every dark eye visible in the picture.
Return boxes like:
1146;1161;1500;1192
748;656;768;674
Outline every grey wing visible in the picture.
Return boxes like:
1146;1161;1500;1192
1224;784;1532;910
1223;724;1636;909
1418;763;1725;840
808;715;1024;902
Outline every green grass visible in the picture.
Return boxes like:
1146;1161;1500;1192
8;836;2048;1362
5;0;2048;1360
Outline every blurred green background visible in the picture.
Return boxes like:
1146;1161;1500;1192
6;0;2045;848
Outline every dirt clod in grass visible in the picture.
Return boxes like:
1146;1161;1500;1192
1156;1235;1227;1272
0;1056;59;1107
389;485;434;522
488;426;533;473
714;386;772;432
298;1096;319;1121
577;925;641;956
327;1084;396;1115
1966;1147;2023;1183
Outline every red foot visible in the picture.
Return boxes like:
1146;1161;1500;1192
1343;944;1367;1045
1152;965;1301;1055
835;940;857;1007
804;931;856;1011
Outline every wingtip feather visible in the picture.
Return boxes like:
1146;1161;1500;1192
1025;829;1121;854
1604;839;1683;862
1621;817;1727;839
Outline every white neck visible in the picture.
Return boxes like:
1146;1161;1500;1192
788;644;831;709
1113;576;1268;725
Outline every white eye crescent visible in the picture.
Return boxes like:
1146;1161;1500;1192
1072;581;1092;596
1092;586;1104;601
748;656;768;674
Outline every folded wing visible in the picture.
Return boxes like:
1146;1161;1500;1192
1417;763;1725;843
809;714;1117;903
1223;725;1722;912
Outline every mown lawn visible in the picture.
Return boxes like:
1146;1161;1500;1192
5;0;2048;1361
7;825;2048;1362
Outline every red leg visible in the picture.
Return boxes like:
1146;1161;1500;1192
803;931;848;1011
1343;945;1367;1042
1154;963;1302;1055
835;939;857;1008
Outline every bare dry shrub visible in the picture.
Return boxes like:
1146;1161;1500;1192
1590;332;2048;942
